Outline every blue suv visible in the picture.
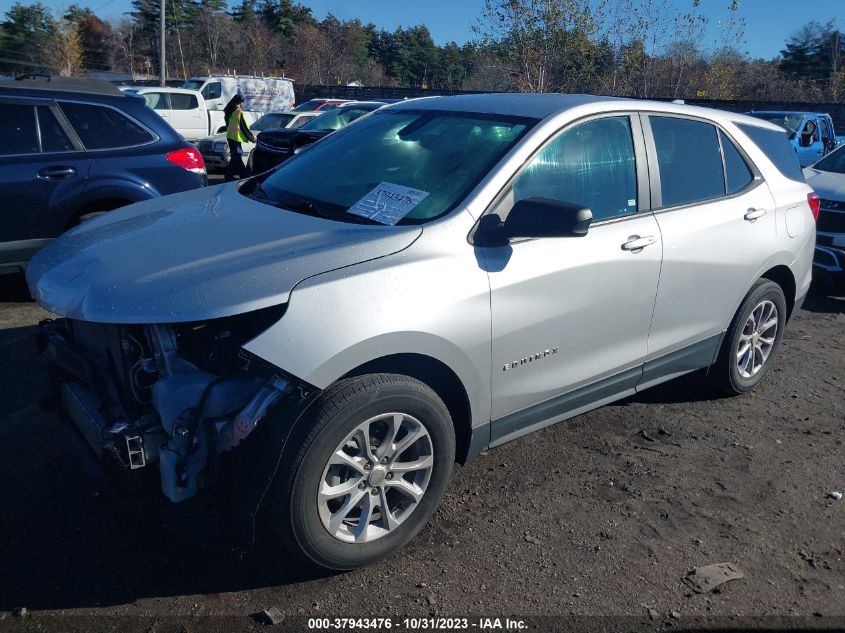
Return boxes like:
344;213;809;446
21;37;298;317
0;75;207;274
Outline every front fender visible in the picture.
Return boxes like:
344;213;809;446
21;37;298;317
243;221;493;429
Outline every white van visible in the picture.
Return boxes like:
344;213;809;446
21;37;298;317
181;75;295;133
130;86;210;142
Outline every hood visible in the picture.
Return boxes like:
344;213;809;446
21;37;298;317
28;184;421;324
803;168;845;201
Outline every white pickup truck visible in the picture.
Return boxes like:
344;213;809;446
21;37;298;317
126;86;248;142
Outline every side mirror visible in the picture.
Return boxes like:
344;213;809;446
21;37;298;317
474;198;593;247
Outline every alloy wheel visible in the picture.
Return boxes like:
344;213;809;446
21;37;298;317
736;299;778;379
317;412;434;543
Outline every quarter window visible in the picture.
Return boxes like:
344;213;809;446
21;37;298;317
512;116;638;222
736;123;803;182
650;116;725;207
1;103;39;155
720;131;752;194
59;102;153;150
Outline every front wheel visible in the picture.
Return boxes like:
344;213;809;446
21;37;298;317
266;374;455;570
710;279;787;395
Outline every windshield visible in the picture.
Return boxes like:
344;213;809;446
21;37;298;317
252;113;295;131
252;109;534;225
301;105;379;132
181;80;204;92
747;112;803;136
813;143;845;174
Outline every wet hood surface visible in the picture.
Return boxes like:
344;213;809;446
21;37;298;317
28;184;421;324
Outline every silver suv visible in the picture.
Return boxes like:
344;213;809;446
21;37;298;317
29;94;816;570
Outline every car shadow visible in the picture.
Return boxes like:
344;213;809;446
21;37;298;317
0;324;331;613
617;369;728;406
0;272;31;302
801;286;845;314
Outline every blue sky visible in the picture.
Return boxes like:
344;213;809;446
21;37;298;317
8;0;845;61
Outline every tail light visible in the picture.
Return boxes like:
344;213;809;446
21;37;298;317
807;191;820;221
167;147;206;174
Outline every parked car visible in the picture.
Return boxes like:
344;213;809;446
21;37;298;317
746;110;845;167
28;94;815;570
197;110;320;173
0;75;206;275
803;144;845;292
290;98;350;112
180;75;295;136
128;86;211;142
250;101;386;174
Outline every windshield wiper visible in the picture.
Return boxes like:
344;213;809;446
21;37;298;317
280;195;381;224
249;183;270;202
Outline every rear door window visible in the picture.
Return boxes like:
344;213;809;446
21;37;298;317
142;92;169;110
59;102;154;150
0;103;39;155
513;115;639;222
736;123;804;182
650;116;725;207
170;93;199;110
36;106;74;152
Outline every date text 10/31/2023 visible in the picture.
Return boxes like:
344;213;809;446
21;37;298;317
307;617;528;630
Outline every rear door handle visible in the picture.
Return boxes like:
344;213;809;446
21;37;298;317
621;235;656;251
37;166;76;180
744;208;767;221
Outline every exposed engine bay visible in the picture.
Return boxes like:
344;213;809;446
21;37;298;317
38;304;309;507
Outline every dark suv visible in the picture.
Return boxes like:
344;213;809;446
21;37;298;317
250;101;387;174
0;75;207;274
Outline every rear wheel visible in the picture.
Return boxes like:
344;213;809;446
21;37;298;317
266;374;455;570
710;279;787;395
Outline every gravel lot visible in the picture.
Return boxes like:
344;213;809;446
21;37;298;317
0;273;843;632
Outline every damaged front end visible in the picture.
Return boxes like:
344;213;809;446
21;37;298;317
38;304;316;549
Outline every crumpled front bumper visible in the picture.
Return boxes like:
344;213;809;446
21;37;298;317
37;318;319;551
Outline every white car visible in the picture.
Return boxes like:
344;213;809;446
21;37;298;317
127;86;215;142
30;94;816;571
197;110;320;172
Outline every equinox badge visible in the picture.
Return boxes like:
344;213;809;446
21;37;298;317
503;347;558;371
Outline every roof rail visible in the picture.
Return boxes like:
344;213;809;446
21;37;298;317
6;74;124;97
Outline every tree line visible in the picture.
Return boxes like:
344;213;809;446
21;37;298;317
1;0;844;103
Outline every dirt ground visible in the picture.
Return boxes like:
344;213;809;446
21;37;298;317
0;273;843;632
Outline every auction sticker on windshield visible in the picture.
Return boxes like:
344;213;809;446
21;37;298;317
348;182;429;225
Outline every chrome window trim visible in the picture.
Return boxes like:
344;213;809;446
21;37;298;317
640;112;764;214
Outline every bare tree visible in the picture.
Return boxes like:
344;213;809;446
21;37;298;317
111;18;140;77
475;0;601;93
49;17;82;76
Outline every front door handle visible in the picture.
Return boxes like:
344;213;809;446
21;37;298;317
37;166;76;180
621;235;656;251
744;208;767;221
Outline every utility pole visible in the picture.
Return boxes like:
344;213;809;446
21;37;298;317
159;0;165;86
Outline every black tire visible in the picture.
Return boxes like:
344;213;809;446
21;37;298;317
710;278;787;395
266;373;455;570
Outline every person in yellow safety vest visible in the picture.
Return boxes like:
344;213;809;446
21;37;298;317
223;93;256;182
